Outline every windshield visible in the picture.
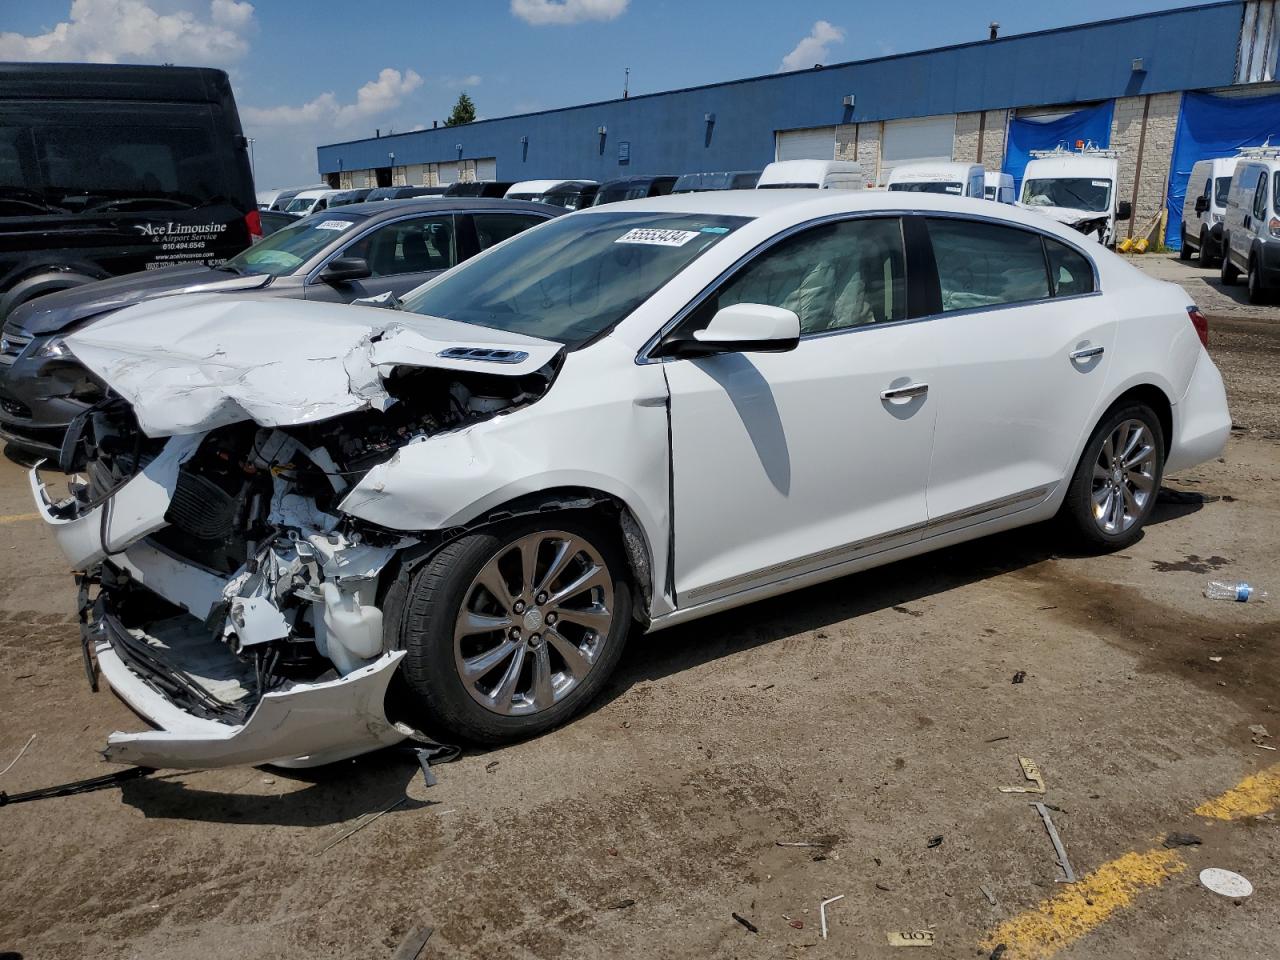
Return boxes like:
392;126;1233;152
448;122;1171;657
1216;176;1233;206
223;213;362;277
1021;177;1111;212
400;212;750;347
284;196;318;213
889;181;963;195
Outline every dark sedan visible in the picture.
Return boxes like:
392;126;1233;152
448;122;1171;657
0;198;561;454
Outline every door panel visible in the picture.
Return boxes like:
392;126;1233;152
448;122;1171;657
921;221;1116;524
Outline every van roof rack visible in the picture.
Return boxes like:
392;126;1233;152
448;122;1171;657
1236;140;1280;159
1029;142;1120;159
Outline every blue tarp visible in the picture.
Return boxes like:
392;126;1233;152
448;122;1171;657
1166;91;1280;250
1002;101;1115;194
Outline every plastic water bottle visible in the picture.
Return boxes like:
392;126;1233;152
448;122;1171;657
1204;581;1268;603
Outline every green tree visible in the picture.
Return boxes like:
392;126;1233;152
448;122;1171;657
446;92;476;127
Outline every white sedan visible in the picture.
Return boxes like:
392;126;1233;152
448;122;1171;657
32;191;1231;768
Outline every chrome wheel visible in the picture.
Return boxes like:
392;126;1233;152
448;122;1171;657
1090;419;1157;535
453;530;614;716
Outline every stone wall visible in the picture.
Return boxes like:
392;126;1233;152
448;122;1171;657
1111;92;1182;240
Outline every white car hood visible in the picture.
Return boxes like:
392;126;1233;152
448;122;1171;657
65;294;563;436
1018;202;1109;227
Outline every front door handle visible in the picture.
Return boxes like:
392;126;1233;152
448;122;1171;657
880;382;929;401
1070;346;1105;362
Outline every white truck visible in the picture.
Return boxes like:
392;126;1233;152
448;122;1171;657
886;161;985;198
1017;146;1131;246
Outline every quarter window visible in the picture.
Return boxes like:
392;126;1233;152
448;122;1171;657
345;216;456;277
927;218;1050;311
709;217;907;334
1044;239;1095;297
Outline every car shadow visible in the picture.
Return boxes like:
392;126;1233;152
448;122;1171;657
1200;275;1259;306
593;490;1206;710
2;442;40;468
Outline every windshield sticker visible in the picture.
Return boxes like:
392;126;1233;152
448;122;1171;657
699;226;731;234
615;228;701;247
1091;180;1110;188
315;220;354;231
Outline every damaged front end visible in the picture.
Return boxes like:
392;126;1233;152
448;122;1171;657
32;303;562;768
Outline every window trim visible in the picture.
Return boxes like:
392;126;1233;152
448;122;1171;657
636;209;1102;364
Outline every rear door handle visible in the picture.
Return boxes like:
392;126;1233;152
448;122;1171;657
1070;346;1105;362
880;382;929;400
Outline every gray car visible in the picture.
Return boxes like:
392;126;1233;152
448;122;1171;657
0;198;561;454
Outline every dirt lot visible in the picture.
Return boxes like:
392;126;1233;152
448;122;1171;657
1;255;1278;959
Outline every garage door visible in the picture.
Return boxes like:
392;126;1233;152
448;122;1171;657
776;126;836;161
476;157;497;181
435;161;460;185
878;115;957;184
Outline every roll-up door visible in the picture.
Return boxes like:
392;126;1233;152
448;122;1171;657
879;115;957;184
775;126;836;161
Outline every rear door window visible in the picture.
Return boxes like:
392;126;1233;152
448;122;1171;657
926;218;1050;311
1044;239;1095;297
472;212;549;250
1253;171;1269;220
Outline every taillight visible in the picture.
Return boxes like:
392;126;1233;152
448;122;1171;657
1269;216;1280;239
1187;305;1209;348
245;208;262;240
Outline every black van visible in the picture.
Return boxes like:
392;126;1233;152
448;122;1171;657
0;63;258;321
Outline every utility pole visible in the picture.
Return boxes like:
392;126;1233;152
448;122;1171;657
623;67;630;99
246;137;256;179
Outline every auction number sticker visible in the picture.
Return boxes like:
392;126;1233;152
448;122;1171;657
615;228;701;247
316;220;354;231
1091;180;1110;187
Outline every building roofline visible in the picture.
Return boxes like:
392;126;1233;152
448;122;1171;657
319;1;1240;152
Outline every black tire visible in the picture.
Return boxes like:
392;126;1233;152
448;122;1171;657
1179;227;1192;260
1247;257;1271;305
1199;228;1216;267
1059;402;1165;552
398;513;632;744
1220;242;1240;284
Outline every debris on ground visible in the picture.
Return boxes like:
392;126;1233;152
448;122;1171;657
605;899;635;910
1012;671;1027;684
0;765;153;806
1204;580;1268;602
876;881;893;891
315;797;406;856
1199;868;1253;898
731;912;758;934
886;929;936;947
788;918;804;929
1031;802;1076;883
985;735;1011;743
1164;832;1203;848
390;925;433;960
776;840;826;848
990;945;1008;960
819;894;845;940
0;733;36;778
980;884;998;906
927;835;944;848
998;757;1046;794
1209;655;1224;663
485;760;499;772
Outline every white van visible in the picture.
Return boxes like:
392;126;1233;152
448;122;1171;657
282;188;340;217
886;162;985;198
984;171;1016;203
756;160;865;190
504;180;566;201
1017;147;1130;246
1179;157;1239;265
1220;148;1280;303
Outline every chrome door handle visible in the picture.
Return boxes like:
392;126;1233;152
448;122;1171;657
1070;346;1105;362
880;382;929;400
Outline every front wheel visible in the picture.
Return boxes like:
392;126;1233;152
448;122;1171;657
1059;403;1165;551
399;515;632;744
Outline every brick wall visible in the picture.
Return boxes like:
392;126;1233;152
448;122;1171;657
834;122;882;183
954;110;1010;169
954;112;982;163
1110;92;1182;240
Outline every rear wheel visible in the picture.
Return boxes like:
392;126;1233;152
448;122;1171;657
1247;257;1271;305
1179;227;1192;260
399;515;632;744
1220;243;1240;284
1060;403;1165;551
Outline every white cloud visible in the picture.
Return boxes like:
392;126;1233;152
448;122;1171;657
510;0;628;26
0;0;255;66
241;68;423;127
444;74;483;89
780;20;845;72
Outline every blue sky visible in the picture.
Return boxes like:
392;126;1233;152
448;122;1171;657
1;0;1198;187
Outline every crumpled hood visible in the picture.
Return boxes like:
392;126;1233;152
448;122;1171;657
1018;203;1109;228
65;295;563;436
6;265;270;336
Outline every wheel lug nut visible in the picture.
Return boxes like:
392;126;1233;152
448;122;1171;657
513;600;525;614
509;627;521;640
536;592;548;604
530;633;541;646
546;612;557;625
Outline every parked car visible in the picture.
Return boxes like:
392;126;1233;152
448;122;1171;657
1220;149;1280;303
671;170;762;193
268;186;327;212
538;180;600;210
505;179;565;201
1180;158;1239;266
283;189;341;216
887;162;985;198
1017;147;1130;246
0;63;258;323
258;209;299;237
0;199;561;454
985;171;1016;203
365;186;448;201
756;160;865;190
593;175;678;205
329;188;374;207
258;188;287;210
445;181;515;198
28;190;1229;768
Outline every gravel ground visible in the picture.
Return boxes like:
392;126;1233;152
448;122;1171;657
0;260;1277;959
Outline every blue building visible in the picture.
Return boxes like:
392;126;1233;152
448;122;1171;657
318;1;1280;245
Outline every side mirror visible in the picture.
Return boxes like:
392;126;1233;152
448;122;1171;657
318;256;371;284
1194;195;1209;214
660;303;800;358
1116;200;1133;221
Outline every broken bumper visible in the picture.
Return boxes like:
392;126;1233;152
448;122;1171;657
93;607;406;769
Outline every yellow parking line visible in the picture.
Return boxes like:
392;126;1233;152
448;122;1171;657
0;512;38;525
980;763;1280;959
1193;763;1280;821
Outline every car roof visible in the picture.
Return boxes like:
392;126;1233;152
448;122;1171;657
332;197;565;218
890;161;980;180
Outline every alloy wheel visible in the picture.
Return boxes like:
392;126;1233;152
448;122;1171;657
453;530;614;716
1090;419;1157;535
